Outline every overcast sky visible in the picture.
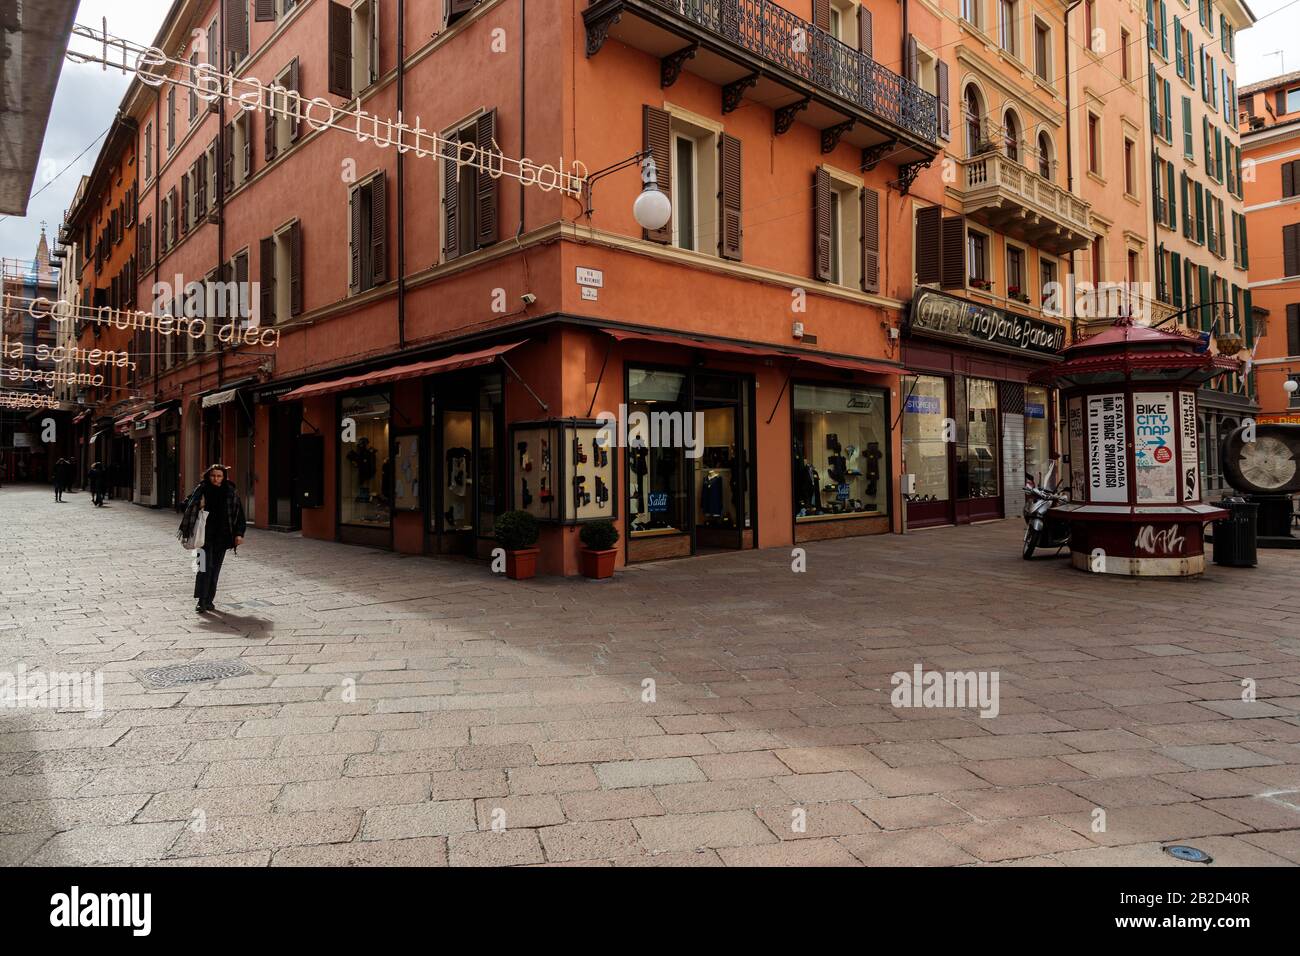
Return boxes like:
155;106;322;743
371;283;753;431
0;0;171;262
2;0;1299;264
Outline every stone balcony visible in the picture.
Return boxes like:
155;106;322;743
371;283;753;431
952;150;1094;255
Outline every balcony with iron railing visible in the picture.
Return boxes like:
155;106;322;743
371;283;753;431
584;0;939;162
951;147;1093;255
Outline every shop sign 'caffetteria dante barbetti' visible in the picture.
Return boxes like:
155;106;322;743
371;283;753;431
907;289;1066;358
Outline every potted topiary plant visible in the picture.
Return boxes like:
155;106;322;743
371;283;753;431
495;510;540;580
578;519;619;580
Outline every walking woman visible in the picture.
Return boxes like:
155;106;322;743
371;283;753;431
178;464;247;614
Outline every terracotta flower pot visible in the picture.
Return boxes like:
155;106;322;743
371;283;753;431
505;548;540;580
579;547;617;580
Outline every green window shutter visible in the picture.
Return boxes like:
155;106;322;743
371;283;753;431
1181;173;1190;236
1175;23;1184;76
1160;1;1168;58
1148;0;1157;49
1171;251;1182;307
1243;289;1253;346
1167;162;1176;227
1188;33;1195;85
1203;116;1211;168
1164;81;1173;140
1199;265;1211;330
1150;72;1159;130
1182;98;1193;156
1215;128;1222;181
1241;215;1248;268
1195;183;1205;244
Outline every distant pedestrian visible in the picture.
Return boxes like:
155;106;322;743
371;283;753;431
53;457;70;502
87;461;107;506
178;464;247;614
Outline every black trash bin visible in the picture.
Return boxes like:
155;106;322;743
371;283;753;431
1213;497;1258;567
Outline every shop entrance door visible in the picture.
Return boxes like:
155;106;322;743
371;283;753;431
692;373;751;552
158;433;178;511
268;403;302;530
954;376;1003;522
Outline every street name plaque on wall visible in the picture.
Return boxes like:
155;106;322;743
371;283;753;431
907;288;1065;358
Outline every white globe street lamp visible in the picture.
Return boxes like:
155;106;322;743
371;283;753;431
1284;378;1298;395
632;155;672;232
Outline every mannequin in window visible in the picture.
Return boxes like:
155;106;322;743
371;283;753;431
347;437;377;500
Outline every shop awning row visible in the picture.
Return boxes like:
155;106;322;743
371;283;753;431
139;400;180;423
278;342;525;402
599;328;909;378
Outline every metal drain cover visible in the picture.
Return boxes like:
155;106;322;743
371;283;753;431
140;660;253;689
1164;844;1213;863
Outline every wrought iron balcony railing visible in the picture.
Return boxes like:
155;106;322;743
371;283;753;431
620;0;939;144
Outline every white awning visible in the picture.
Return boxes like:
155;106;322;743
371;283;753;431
202;388;240;408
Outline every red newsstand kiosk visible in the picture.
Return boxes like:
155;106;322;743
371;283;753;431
1030;319;1240;577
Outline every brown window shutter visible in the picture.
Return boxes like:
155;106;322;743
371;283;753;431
226;0;248;58
260;236;275;324
290;220;303;316
235;252;249;316
180;173;190;235
1285;224;1300;277
329;2;353;98
169;188;178;247
443;142;460;261
907;34;918;84
1287;304;1300;356
265;95;278;162
349;188;361;292
1284;160;1298;198
914;204;941;285
288;59;302;142
370;173;387;284
196;155;207;217
861;186;880;293
642;105;672;243
255;0;275;22
719;133;743;261
813;0;830;31
244;122;253;177
447;0;477;27
368;0;379;83
813;168;832;282
859;8;873;58
475;109;499;248
936;60;950;140
223;121;234;190
941;216;966;288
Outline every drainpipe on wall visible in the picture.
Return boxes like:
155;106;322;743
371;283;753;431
1064;0;1082;342
517;0;527;245
217;7;227;390
397;0;407;350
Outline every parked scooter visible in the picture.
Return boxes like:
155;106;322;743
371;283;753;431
1022;460;1071;559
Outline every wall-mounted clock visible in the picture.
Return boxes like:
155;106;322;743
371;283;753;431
1222;424;1300;495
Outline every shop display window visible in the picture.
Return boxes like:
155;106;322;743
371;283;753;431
340;393;391;527
627;368;689;536
391;434;419;511
509;419;615;523
442;408;474;532
478;376;502;535
902;375;950;504
1024;385;1051;486
792;384;889;521
956;377;999;500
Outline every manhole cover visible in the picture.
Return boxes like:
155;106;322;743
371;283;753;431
140;660;253;689
1164;844;1213;863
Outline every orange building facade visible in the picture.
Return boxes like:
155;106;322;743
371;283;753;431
64;117;142;497
1239;70;1300;421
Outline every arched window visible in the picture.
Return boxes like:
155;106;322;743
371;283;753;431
965;85;983;157
1004;110;1020;162
1037;131;1052;180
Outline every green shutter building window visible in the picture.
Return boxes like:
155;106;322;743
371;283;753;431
1171;251;1182;307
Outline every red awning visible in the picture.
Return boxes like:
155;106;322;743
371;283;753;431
279;342;524;402
115;411;143;426
600;328;906;377
72;410;90;424
140;407;168;423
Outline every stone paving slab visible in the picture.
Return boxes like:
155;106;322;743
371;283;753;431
1;485;1299;866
